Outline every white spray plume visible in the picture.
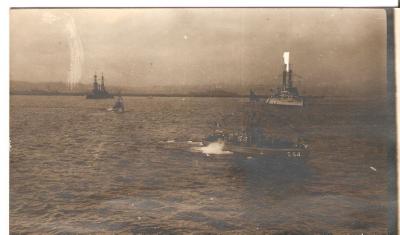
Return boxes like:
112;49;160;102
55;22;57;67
191;142;232;155
65;14;84;90
41;12;84;89
283;51;290;72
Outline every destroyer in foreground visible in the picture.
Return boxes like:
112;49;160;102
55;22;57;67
265;52;304;107
203;111;308;157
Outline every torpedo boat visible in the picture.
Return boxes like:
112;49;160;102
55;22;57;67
203;111;308;158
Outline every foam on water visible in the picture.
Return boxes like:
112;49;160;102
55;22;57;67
191;141;233;155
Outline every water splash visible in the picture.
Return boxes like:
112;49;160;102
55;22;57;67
65;14;84;90
41;12;84;90
191;141;232;156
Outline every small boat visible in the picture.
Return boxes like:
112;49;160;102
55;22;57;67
109;96;125;113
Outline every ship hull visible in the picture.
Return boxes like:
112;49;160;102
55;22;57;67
226;144;307;157
203;141;307;158
265;97;304;107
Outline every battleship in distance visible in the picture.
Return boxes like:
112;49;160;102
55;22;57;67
86;73;114;99
265;52;304;107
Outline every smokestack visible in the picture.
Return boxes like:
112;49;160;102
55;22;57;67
283;51;290;72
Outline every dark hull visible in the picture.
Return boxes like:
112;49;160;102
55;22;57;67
203;141;308;158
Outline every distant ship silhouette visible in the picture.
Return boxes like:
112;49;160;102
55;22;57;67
86;73;113;99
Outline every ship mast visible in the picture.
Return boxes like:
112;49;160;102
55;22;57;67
93;72;98;92
101;72;105;92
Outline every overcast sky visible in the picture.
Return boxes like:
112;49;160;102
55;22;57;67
10;8;387;95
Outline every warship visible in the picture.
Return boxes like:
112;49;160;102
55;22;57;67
203;111;308;157
86;73;114;99
265;52;304;107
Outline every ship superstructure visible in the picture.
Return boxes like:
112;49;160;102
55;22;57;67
265;52;304;107
86;73;114;99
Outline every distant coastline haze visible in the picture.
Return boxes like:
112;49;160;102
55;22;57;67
10;9;387;96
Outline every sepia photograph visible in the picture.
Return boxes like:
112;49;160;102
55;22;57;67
9;8;396;234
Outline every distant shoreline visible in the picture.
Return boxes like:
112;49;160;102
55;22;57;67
9;92;248;98
9;92;334;99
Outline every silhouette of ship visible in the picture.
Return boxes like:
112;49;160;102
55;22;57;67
249;89;260;102
203;110;308;157
86;73;114;99
265;52;304;107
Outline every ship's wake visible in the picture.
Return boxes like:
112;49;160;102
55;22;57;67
191;142;233;156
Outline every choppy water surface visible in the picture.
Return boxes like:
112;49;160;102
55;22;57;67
10;96;389;234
